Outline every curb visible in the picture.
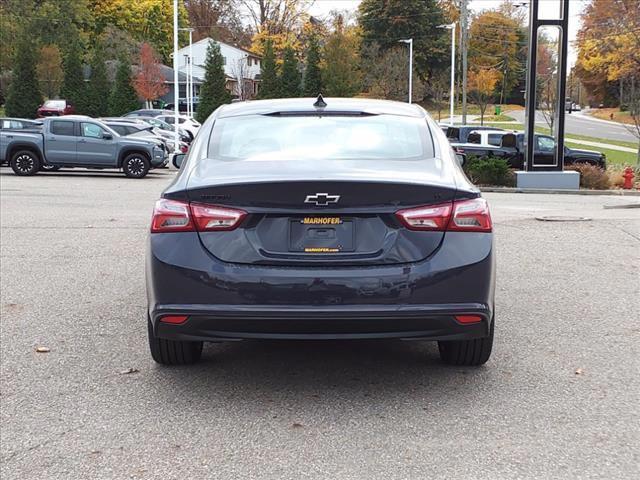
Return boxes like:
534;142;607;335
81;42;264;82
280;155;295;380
480;187;640;196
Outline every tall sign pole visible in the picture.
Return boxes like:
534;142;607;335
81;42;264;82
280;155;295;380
172;0;179;153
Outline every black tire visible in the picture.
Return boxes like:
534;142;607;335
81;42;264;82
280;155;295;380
147;318;203;365
10;150;41;176
438;318;494;366
122;153;151;178
41;164;61;172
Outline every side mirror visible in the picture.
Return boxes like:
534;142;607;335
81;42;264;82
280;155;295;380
103;132;113;140
455;153;466;167
172;153;186;169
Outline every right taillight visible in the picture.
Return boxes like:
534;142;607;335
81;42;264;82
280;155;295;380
448;197;492;232
395;197;492;233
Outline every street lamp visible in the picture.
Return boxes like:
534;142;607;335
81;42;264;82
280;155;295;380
398;39;413;104
438;23;456;126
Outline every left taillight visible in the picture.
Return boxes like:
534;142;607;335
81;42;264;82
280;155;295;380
151;199;193;232
395;197;492;233
150;199;247;233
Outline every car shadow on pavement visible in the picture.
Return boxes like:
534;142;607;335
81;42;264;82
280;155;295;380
148;340;493;406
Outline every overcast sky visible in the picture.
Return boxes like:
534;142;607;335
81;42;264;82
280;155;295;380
308;0;587;65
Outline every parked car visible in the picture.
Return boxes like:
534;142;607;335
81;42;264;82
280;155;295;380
467;129;516;147
36;100;75;117
0;116;167;177
0;118;42;130
111;116;191;145
445;125;505;144
146;97;495;366
124;109;174;118
153;113;201;140
452;132;606;169
102;119;188;155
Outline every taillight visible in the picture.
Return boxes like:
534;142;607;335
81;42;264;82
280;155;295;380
448;198;492;232
396;203;452;231
395;197;492;232
180;144;188;153
190;203;247;231
151;200;246;233
151;199;193;232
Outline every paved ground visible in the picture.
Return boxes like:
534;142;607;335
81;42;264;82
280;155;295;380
1;168;639;479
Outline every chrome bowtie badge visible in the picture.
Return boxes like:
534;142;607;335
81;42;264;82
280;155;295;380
304;193;340;206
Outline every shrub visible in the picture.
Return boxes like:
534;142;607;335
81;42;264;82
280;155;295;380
566;164;610;190
464;156;515;186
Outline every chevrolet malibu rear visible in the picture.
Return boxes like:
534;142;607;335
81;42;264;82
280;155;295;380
146;98;495;366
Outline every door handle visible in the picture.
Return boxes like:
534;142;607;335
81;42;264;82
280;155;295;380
78;139;87;143
47;137;55;141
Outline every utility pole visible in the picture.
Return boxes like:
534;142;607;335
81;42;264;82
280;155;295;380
172;0;179;154
460;0;468;124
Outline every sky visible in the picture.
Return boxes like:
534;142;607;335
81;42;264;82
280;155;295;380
308;0;588;65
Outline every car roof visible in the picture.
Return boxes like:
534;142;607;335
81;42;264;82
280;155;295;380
216;97;426;119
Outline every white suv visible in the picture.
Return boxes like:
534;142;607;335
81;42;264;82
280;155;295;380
155;114;201;140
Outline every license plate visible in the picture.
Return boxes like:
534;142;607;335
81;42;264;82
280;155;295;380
289;217;355;253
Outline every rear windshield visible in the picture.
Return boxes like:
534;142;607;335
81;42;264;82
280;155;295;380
207;114;434;161
44;100;66;109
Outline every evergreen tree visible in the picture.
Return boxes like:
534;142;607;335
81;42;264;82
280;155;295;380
5;35;42;118
257;39;280;99
322;20;362;97
195;40;231;124
359;0;448;80
280;46;301;98
109;53;140;115
302;35;322;97
84;44;110;117
60;36;86;110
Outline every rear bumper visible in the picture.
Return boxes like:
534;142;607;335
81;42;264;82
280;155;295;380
150;304;493;341
147;230;496;342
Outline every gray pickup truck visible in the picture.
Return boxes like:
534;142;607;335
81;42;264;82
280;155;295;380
0;116;167;178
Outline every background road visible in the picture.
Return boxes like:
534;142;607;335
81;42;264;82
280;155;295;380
508;110;638;143
1;169;639;479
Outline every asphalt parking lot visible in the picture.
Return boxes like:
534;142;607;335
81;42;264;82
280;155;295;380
1;168;639;479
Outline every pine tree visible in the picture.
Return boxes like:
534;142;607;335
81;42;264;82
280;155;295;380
84;44;110;117
109;53;140;115
257;40;279;99
5;35;42;118
322;20;362;97
280;46;301;98
195;40;231;124
60;36;86;110
302;35;322;97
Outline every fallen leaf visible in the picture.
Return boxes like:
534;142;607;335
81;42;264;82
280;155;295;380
291;422;303;429
575;368;584;375
35;346;50;353
119;367;139;375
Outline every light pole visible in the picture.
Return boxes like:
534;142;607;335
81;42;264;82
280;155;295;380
172;0;179;153
179;28;194;118
398;39;413;104
438;23;456;126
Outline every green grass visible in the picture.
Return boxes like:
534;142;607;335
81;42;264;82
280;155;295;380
480;114;515;122
565;142;638;167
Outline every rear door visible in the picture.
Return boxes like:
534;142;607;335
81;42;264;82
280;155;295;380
76;122;117;166
45;120;77;163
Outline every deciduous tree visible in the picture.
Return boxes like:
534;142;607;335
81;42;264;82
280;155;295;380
5;35;43;118
362;43;424;102
468;68;500;125
196;40;231;123
134;43;168;109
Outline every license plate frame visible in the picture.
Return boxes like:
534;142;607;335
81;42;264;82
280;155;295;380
289;217;355;253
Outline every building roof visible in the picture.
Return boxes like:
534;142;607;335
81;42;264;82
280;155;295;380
178;37;261;59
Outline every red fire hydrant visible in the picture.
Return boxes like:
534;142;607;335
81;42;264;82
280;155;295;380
622;167;635;189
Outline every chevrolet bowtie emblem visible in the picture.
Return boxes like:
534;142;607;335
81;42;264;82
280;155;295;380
304;193;340;206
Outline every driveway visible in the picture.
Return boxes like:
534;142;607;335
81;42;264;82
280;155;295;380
1;169;638;479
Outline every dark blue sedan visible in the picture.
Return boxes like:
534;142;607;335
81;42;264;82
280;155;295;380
146;97;495;366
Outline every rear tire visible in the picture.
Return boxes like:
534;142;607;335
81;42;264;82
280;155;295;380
438;318;494;366
10;150;41;176
122;153;150;178
147;318;203;365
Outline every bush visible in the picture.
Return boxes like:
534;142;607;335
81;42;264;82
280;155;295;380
566;164;610;190
464;156;515;186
